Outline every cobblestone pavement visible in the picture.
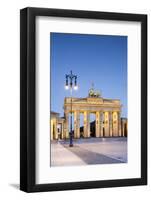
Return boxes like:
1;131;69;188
51;137;127;167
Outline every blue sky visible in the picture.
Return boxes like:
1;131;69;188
50;33;127;118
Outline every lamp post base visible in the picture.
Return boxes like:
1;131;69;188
69;135;73;147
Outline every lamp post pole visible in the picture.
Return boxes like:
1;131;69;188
70;87;73;147
65;70;78;147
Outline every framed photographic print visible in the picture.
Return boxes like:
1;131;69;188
20;7;147;192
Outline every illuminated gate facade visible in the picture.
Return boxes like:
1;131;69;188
63;96;123;139
50;87;127;140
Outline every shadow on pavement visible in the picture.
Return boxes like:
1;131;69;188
63;145;124;165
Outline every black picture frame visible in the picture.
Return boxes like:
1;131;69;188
20;7;147;192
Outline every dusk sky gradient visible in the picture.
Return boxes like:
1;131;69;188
50;33;127;118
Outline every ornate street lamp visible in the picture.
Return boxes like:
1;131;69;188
65;70;78;147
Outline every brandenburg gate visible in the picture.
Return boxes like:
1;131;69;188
63;87;122;139
50;86;127;140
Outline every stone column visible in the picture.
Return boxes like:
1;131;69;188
50;119;53;140
104;112;109;137
109;111;113;137
74;111;80;138
122;121;125;137
84;111;90;138
112;111;117;136
96;111;100;137
100;112;103;137
118;111;122;136
64;112;69;139
54;119;58;139
60;122;64;139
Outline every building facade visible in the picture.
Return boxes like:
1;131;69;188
50;87;127;140
50;111;65;140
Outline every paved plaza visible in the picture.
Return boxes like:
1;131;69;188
51;137;127;166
